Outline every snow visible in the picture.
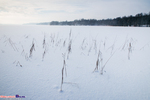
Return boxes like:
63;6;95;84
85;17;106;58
0;25;150;100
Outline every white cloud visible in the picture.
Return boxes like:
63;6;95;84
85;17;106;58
0;0;150;24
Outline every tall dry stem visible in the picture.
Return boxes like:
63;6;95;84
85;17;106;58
67;40;72;59
100;50;116;75
60;53;67;91
43;35;46;48
128;42;132;60
29;40;35;57
93;50;101;72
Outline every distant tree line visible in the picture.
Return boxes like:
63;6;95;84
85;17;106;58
50;12;150;27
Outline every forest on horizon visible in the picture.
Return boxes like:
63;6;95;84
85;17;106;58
49;12;150;27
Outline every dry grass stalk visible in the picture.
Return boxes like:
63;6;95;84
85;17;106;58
9;38;18;51
16;61;22;67
69;29;72;40
67;40;72;59
21;46;25;56
81;38;86;50
4;38;18;51
128;42;132;60
107;43;115;54
50;34;55;45
93;50;101;73
140;41;150;50
93;40;97;54
42;47;47;60
55;39;61;47
42;50;46;60
122;35;128;50
21;49;25;56
63;40;66;47
13;60;16;64
60;53;67;91
107;36;117;54
29;40;35;57
43;35;46;48
103;37;107;49
100;50;116;75
88;44;93;56
25;53;29;61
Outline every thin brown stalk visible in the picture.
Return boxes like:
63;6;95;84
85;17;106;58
29;40;35;57
60;54;67;91
93;50;101;73
43;35;46;48
100;50;117;75
128;42;132;60
67;40;72;59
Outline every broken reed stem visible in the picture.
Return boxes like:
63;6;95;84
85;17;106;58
100;50;117;75
8;38;18;51
16;61;22;67
25;53;29;61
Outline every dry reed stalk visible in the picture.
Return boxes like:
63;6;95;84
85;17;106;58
42;50;46;60
81;38;86;50
69;29;72;40
63;40;66;47
13;60;16;64
5;38;18;51
100;50;117;75
50;34;55;45
25;53;29;61
21;49;25;55
140;41;150;50
42;47;48;60
16;61;22;67
93;50;101;73
93;40;97;54
107;36;117;54
103;37;107;49
29;40;35;57
128;42;132;60
122;35;128;50
88;44;93;56
43;35;46;48
67;40;72;59
60;53;67;91
21;46;25;56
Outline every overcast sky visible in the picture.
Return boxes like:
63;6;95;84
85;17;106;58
0;0;150;24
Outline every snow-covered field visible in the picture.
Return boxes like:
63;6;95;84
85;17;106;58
0;25;150;100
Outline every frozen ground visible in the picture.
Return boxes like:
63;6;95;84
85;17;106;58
0;25;150;100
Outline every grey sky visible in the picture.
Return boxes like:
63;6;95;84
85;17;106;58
0;0;150;24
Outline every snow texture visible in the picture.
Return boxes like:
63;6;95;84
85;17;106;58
0;25;150;100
